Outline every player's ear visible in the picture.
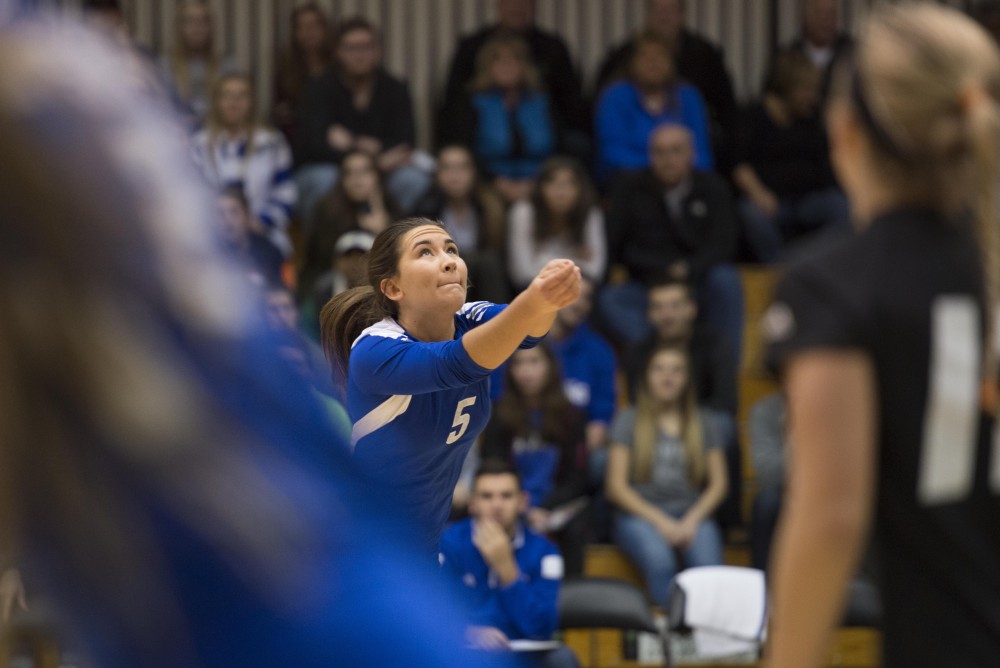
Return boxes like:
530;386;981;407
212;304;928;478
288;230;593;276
381;276;403;303
518;490;530;514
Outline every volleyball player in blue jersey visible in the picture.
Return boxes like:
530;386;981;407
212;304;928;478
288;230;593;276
321;219;582;555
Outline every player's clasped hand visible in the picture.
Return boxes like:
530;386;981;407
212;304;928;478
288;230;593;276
528;259;582;313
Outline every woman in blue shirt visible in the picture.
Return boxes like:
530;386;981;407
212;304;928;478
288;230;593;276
454;33;557;204
321;218;581;555
595;30;714;184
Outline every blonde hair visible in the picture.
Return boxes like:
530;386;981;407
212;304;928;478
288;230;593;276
469;33;542;92
169;0;222;100
630;346;705;486
847;3;1000;379
205;73;261;163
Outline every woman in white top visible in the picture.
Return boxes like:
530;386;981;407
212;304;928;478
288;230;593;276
192;73;297;257
506;156;607;289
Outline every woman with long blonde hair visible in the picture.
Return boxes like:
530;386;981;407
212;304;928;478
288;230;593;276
605;344;728;607
766;4;1000;666
160;0;236;123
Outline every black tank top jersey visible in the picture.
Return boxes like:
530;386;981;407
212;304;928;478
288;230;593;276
766;208;1000;668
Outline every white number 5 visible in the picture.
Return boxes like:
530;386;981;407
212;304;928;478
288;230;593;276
446;396;477;445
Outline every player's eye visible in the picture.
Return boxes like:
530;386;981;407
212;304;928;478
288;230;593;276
447;245;459;255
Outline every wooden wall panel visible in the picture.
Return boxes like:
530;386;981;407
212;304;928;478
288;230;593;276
45;0;979;149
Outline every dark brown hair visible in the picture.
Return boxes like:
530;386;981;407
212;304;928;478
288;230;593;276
300;150;398;295
334;15;380;50
530;156;595;246
275;3;333;107
320;218;444;382
496;342;575;444
764;48;820;100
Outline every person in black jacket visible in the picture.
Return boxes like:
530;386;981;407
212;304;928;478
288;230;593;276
437;0;589;161
295;16;430;218
481;343;589;576
594;0;738;171
598;123;742;357
781;0;854;103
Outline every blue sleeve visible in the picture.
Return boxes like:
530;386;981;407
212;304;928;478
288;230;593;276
458;302;544;351
595;84;646;176
351;335;491;395
588;340;618;424
680;85;715;171
497;541;562;639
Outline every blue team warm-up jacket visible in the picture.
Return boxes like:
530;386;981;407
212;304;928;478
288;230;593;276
439;518;564;640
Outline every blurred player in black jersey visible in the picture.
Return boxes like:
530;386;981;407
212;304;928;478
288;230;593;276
765;4;1000;667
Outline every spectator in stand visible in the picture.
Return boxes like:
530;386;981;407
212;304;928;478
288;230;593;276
440;461;579;668
594;0;738;171
273;3;334;149
295;16;430;220
453;34;557;205
620;278;743;531
621;278;736;416
481;344;589;576
595;31;713;185
784;0;854;101
160;0;237;125
541;276;617;456
412;145;511;304
192;74;297;258
748;391;785;573
298;229;374;343
733;50;850;263
507;157;606;291
600;124;741;355
298;150;397;301
605;344;727;608
215;186;284;287
439;0;588;161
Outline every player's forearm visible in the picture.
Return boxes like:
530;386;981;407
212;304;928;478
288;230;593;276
461;293;554;369
767;497;869;667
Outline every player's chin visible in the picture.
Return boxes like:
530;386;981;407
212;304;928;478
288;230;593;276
441;285;468;308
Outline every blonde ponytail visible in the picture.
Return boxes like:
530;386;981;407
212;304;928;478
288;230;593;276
854;3;1000;386
967;95;1000;383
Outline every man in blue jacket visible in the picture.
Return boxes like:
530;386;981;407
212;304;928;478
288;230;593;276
439;461;579;667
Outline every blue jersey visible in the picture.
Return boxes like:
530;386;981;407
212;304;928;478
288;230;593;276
348;301;541;554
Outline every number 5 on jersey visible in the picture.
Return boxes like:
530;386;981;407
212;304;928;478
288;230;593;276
446;396;477;445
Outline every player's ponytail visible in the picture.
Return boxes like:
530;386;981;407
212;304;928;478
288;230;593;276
319;217;446;384
848;3;1000;384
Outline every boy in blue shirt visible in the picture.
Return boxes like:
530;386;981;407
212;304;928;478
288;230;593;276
440;461;580;668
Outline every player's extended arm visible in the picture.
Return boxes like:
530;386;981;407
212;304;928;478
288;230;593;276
461;259;581;370
767;350;877;668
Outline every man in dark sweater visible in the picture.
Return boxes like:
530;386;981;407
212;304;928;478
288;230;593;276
437;0;589;156
594;0;738;170
295;16;431;217
598;123;742;357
